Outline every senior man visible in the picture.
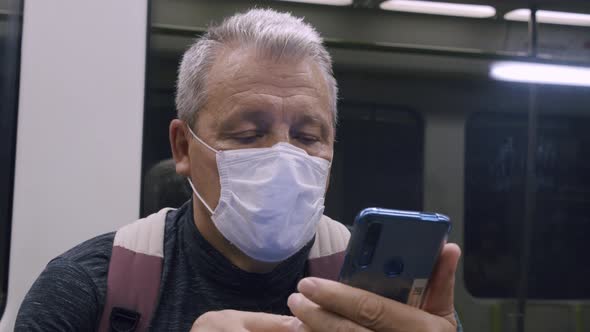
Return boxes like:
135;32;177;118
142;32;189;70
17;9;461;332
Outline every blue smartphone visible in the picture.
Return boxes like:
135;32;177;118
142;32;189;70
339;207;451;308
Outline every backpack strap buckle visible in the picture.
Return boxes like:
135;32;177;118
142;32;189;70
110;307;141;332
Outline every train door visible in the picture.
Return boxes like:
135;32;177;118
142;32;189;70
0;1;148;330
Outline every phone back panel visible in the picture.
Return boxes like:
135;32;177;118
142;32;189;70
339;208;450;306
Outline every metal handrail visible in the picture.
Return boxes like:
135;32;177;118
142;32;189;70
151;23;590;67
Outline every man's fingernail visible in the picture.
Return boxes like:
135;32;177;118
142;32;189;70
298;278;317;297
288;293;302;308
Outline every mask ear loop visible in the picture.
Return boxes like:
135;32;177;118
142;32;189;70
186;124;218;154
187;178;215;215
185;124;217;215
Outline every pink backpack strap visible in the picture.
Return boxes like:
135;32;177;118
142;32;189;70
307;215;351;281
98;208;173;332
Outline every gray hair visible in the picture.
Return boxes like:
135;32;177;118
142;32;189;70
175;8;338;128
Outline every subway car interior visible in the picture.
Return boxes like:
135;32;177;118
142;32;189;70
2;0;590;331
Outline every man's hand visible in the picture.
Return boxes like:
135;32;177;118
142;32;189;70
191;310;302;331
288;243;461;332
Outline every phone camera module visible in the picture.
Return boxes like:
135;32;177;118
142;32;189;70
384;257;404;277
358;222;382;268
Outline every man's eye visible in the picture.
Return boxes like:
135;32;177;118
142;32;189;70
233;131;264;144
295;134;320;145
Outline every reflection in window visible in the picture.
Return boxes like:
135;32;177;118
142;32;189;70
465;112;590;299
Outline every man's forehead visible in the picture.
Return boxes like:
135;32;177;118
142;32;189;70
202;47;333;124
218;106;329;124
209;46;325;87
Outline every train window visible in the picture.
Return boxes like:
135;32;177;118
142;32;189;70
141;52;187;216
465;111;590;299
325;103;424;224
0;0;23;319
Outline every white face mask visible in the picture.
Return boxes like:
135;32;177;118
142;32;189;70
186;126;331;262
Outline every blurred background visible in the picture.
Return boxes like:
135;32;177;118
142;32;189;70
2;0;590;331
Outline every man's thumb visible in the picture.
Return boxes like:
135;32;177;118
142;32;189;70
422;243;461;318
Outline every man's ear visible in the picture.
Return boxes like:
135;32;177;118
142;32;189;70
170;119;191;177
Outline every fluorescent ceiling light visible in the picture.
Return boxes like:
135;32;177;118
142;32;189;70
380;0;496;18
491;61;590;87
278;0;353;5
505;9;590;27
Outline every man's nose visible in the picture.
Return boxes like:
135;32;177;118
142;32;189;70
268;126;291;146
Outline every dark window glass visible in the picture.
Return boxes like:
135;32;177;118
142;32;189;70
325;103;423;224
0;0;23;318
465;112;590;299
141;53;186;217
